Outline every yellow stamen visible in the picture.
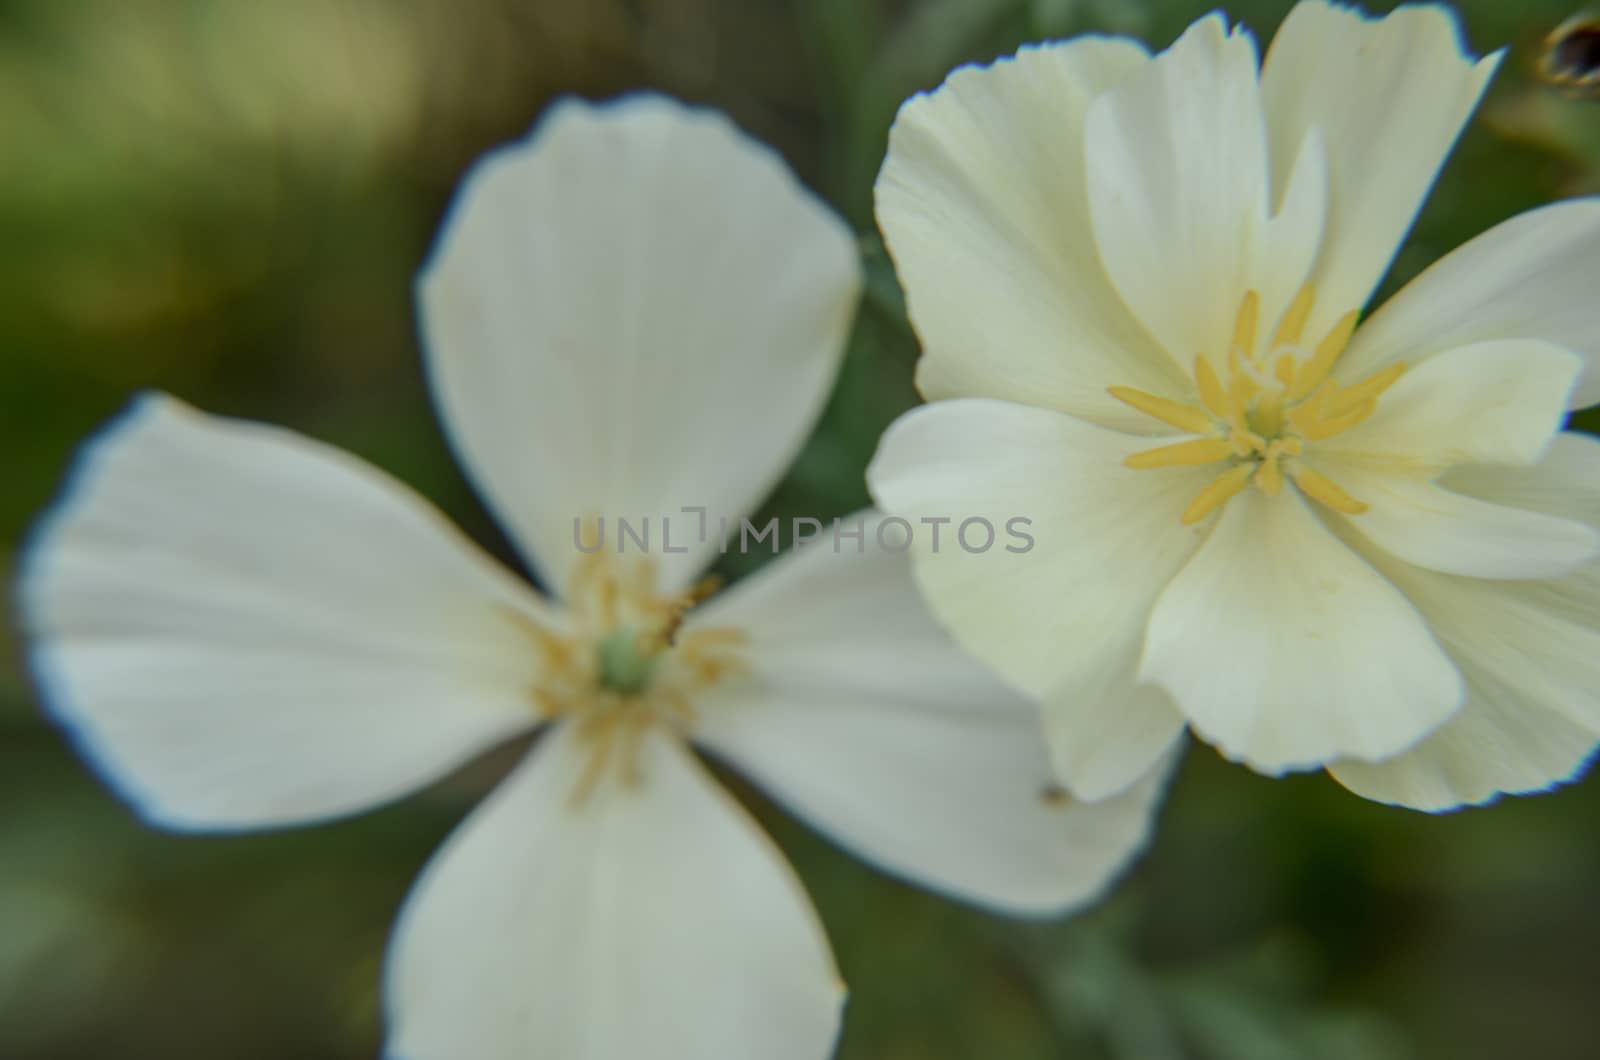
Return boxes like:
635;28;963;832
1107;386;1216;435
1181;464;1256;525
1194;355;1230;418
1272;283;1314;348
1289;465;1369;514
1227;426;1263;458
1273;353;1297;387
1323;363;1406;419
1125;437;1236;469
1284;309;1359;401
1256;459;1283;495
1113;283;1392;527
1291;393;1378;441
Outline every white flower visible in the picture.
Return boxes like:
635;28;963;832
19;95;1171;1060
867;1;1600;811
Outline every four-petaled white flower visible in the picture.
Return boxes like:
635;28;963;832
868;1;1600;810
19;96;1172;1060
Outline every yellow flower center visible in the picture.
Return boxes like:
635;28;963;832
1109;284;1406;525
508;546;746;805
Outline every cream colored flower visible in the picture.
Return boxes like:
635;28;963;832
20;95;1172;1060
868;2;1600;810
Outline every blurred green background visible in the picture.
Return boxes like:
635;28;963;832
2;0;1598;1057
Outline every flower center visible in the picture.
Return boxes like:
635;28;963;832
508;547;746;805
1109;284;1406;525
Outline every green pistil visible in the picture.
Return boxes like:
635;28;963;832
596;629;659;695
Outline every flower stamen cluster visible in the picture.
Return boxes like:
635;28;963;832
1110;284;1407;524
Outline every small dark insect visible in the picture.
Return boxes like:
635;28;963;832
1540;13;1600;97
1040;784;1072;808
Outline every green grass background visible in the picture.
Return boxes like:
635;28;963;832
2;1;1598;1057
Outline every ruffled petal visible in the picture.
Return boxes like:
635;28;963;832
867;399;1209;698
1320;463;1599;580
876;37;1192;428
1261;0;1499;337
1321;340;1581;470
1141;487;1463;772
1339;199;1600;407
1328;433;1600;809
1086;14;1326;376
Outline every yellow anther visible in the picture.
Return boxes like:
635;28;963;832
1194;355;1231;418
1125;437;1236;469
1291;394;1378;442
1289;465;1369;514
1232;289;1261;360
1285;309;1359;401
1227;426;1262;458
1323;362;1406;419
1272;283;1315;348
1181;464;1256;525
1107;386;1216;435
1273;353;1297;387
1256;451;1285;496
1116;284;1387;527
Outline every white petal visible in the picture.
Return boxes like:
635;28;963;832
866;400;1198;799
385;724;843;1060
1261;0;1499;338
1086;15;1324;372
1037;642;1188;803
690;516;1173;915
1383;432;1600;739
1322;340;1582;469
1141;487;1463;772
1329;436;1600;807
420;94;861;597
1320;463;1599;580
18;395;548;831
1339;199;1600;407
866;399;1208;694
1442;430;1600;526
1329;662;1597;812
876;37;1192;428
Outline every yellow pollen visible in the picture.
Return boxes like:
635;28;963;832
1110;284;1403;524
509;546;747;808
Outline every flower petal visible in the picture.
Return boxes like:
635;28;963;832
1260;0;1500;337
1086;15;1324;374
385;724;843;1060
1319;463;1599;580
1328;662;1597;812
420;94;861;597
1037;642;1188;803
876;37;1192;428
18;394;549;831
866;399;1209;698
1321;340;1582;470
1328;434;1600;808
1141;487;1463;772
691;516;1174;915
867;400;1199;799
1338;198;1600;408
